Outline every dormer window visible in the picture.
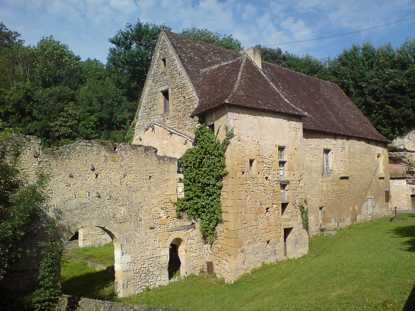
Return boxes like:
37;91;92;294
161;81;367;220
161;89;169;114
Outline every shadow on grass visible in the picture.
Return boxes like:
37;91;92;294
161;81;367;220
62;266;115;300
403;284;415;311
392;215;415;252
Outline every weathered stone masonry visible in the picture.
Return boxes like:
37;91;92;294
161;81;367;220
12;136;207;298
2;30;392;298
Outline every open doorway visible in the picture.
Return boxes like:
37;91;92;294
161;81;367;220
61;226;116;299
283;227;293;257
168;238;182;279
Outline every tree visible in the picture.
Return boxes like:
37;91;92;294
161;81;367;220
181;28;242;51
107;21;168;103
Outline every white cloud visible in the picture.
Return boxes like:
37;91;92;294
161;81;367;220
1;0;413;60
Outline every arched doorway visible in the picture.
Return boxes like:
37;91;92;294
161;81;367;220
168;238;182;279
60;226;117;299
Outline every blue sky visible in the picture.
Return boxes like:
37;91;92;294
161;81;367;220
1;0;415;63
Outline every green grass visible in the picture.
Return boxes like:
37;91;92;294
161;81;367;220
120;215;415;311
61;242;115;299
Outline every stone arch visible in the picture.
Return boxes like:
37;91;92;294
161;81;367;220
61;224;127;297
168;238;184;279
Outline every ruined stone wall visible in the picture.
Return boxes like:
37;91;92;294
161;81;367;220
205;107;309;282
78;227;112;248
303;132;390;235
133;32;199;147
137;123;193;159
9;136;207;297
389;179;415;211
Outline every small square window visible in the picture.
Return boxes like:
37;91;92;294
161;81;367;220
161;89;169;114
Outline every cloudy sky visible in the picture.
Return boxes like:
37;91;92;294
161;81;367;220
1;0;415;62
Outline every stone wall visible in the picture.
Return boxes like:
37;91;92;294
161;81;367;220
78;227;112;248
8;136;207;297
303;132;390;235
135;123;193;159
133;32;199;145
205;107;309;282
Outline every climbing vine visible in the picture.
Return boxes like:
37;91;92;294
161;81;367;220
176;126;233;243
299;203;309;234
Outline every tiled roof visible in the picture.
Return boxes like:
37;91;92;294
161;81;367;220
164;31;388;143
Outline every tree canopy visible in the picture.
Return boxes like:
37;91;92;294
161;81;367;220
0;20;414;144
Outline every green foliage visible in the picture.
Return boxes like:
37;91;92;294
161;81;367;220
260;46;328;77
32;235;63;311
0;163;46;280
0;151;62;310
176;126;233;243
181;28;242;51
107;20;169;103
325;41;415;139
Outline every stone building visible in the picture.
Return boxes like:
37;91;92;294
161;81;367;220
2;31;390;298
132;31;390;284
389;130;415;211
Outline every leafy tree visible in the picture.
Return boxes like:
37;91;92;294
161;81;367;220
181;28;242;51
107;21;168;103
259;46;328;77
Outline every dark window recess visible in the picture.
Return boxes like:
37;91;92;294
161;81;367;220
281;202;288;215
208;123;215;132
249;159;255;169
283;227;293;256
206;261;214;275
162;58;166;68
162;89;169;113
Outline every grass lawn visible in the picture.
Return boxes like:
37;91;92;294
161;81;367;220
60;242;115;300
119;215;415;311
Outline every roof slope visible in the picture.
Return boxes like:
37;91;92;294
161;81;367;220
164;31;387;143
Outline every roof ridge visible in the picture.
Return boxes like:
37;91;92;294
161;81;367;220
201;57;242;73
225;55;246;103
264;61;331;86
246;57;307;116
163;30;240;57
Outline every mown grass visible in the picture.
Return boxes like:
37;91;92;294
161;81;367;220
60;242;115;299
120;215;415;311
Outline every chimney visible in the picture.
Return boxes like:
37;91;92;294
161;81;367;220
244;47;262;69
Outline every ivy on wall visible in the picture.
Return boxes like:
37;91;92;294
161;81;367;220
176;126;233;243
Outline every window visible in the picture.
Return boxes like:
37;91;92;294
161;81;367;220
323;149;332;176
278;146;286;178
278;146;286;161
161;57;167;68
208;123;215;133
161;89;169;114
279;162;285;177
318;206;325;229
283;227;293;257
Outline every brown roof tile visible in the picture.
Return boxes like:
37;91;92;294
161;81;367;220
263;63;387;143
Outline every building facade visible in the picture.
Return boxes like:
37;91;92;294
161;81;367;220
2;31;391;297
